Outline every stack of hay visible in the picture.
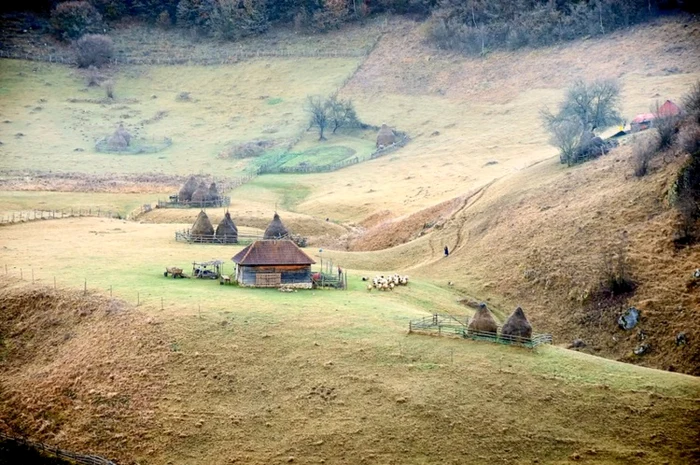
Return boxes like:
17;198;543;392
376;123;395;148
216;211;238;243
467;303;498;336
178;176;198;202
500;306;533;342
208;182;220;202
107;123;132;151
190;210;214;242
264;212;289;239
190;182;210;205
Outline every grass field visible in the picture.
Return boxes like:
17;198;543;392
1;14;700;465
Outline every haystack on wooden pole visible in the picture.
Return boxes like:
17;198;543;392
376;123;396;148
216;211;238;243
107;132;128;151
208;182;220;202
191;210;214;242
190;182;210;206
179;176;198;202
264;212;289;239
115;122;132;145
467;303;498;336
500;306;532;342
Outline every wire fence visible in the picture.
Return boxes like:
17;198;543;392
0;207;123;225
0;432;117;465
0;48;369;67
258;133;410;175
409;314;553;348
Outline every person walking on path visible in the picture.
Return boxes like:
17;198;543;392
444;246;449;257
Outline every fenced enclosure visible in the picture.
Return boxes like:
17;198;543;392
0;432;117;465
95;136;173;154
175;229;262;245
0;208;122;225
409;314;553;348
157;196;231;209
257;133;410;175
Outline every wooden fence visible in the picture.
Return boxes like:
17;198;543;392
0;208;122;225
258;133;410;175
0;432;117;465
175;230;262;245
156;196;231;209
409;314;553;348
0;48;368;67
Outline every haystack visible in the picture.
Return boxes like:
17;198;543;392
208;182;220;202
264;212;289;239
178;176;198;202
216;211;238;243
191;210;214;240
467;303;498;336
191;182;210;204
376;123;395;148
500;307;532;342
115;123;131;145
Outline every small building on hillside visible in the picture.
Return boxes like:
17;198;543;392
630;100;683;132
232;240;315;288
630;112;655;132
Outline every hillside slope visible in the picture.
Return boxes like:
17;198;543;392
1;279;699;464
394;141;700;375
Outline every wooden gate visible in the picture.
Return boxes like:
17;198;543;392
255;273;281;287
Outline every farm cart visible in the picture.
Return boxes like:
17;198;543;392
164;267;188;278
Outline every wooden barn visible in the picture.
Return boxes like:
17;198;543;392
232;240;315;288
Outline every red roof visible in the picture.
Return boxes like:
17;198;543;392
632;113;655;124
658;100;681;117
232;240;315;266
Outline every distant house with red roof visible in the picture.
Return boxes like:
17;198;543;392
631;100;682;132
232;240;315;288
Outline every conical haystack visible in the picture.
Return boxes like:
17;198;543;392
191;182;210;204
216;211;238;243
208;182;220;202
178;176;198;202
191;210;214;241
376;123;395;148
115;122;131;145
467;303;498;336
500;307;532;342
264;212;289;239
107;132;128;151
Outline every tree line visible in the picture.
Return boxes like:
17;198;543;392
6;1;698;53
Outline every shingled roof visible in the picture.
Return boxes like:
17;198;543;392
232;240;315;266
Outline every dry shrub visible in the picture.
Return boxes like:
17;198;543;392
598;234;636;298
221;140;272;159
632;133;660;177
75;34;114;68
682;80;700;124
84;65;103;87
677;123;700;155
103;80;115;99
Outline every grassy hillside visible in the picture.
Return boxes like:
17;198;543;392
1;278;699;464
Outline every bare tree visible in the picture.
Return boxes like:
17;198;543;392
541;116;583;166
326;96;359;134
306;96;329;141
552;79;622;131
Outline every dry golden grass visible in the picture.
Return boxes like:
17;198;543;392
1;15;700;465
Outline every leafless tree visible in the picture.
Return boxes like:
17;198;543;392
306;96;329;141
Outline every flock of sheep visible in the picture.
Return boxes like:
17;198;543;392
363;274;410;291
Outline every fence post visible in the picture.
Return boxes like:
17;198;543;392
54;276;56;289
31;267;34;283
137;292;140;306
84;279;87;295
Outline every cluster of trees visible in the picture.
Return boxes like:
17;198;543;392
541;78;623;166
10;1;697;53
306;95;361;140
426;0;698;55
